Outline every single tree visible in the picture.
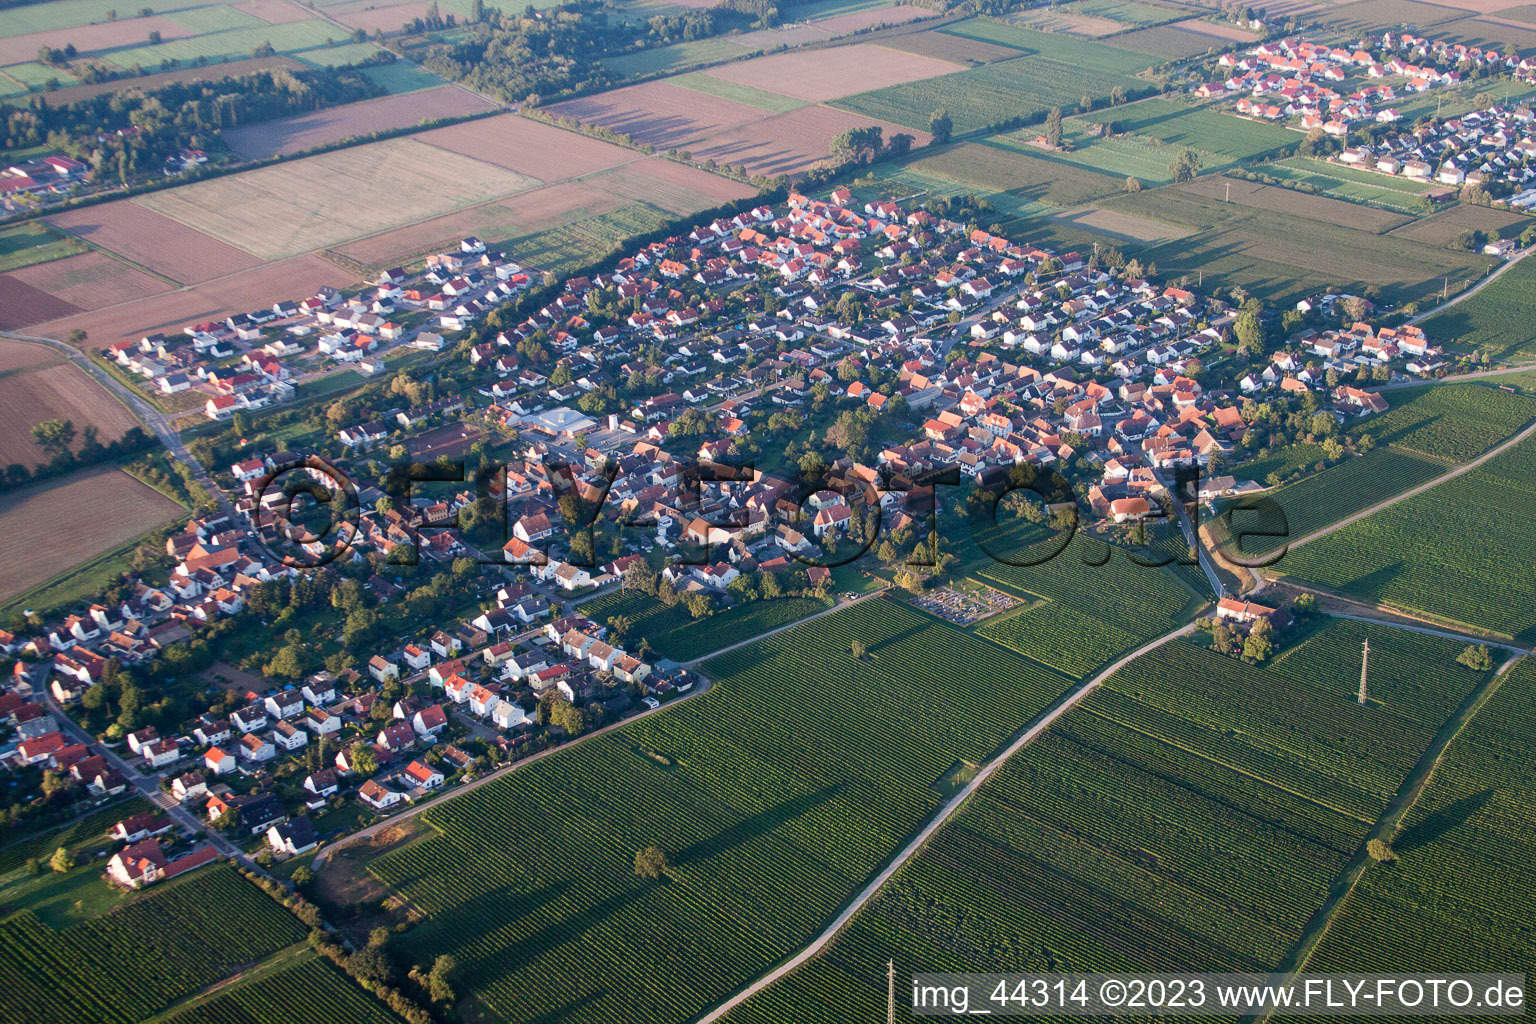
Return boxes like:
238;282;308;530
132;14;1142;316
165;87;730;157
50;845;75;873
1366;838;1397;863
634;845;671;880
850;640;867;659
1457;644;1493;672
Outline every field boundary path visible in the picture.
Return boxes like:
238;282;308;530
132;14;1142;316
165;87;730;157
691;619;1201;1024
1250;651;1527;1024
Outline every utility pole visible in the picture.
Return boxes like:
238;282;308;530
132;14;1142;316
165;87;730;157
1358;638;1370;705
888;961;897;1024
1226;180;1231;203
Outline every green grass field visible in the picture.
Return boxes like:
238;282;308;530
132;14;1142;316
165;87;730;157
1419;255;1536;358
101;19;345;70
721;621;1492;1024
0;0;208;34
671;71;804;112
579;589;831;661
0;61;78;96
602;37;748;79
903;141;1126;204
362;598;1074;1024
1264;156;1432;214
0;222;87;272
1278;433;1536;642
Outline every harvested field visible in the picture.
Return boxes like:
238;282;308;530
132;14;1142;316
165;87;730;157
4;251;173;310
101;17;338;69
1387;204;1531;246
222;84;496;158
232;0;313;21
330;0;436;33
0;17;193;65
692;104;931;176
417;113;634;179
137;137;539;260
0;277;80;328
1174;175;1412;233
0;466;182;607
726;22;835;49
33;55;304;107
1052;205;1197;242
330;181;624;268
546;80;767;150
585;157;757;211
1441;13;1536;48
813;3;931;31
882;27;1022;62
1315;0;1466;29
49;202;261;284
703;43;963;103
1111;23;1232;56
34;254;355;351
0;342;141;465
1168;15;1262;39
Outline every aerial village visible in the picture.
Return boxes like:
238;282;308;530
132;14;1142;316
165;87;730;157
0;180;1457;889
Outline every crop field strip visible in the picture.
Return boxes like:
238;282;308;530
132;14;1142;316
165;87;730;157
0;797;153;875
721;623;1490;1024
1305;656;1536;974
1419;252;1536;358
162;952;407;1024
364;599;1075;1024
1277;432;1536;643
579;591;830;662
0;866;306;1024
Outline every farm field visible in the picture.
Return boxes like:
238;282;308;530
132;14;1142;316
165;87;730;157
1;250;173;311
0;222;86;272
135;137;541;260
970;534;1204;678
881;25;1023;63
667;71;806;113
8;54;304;106
1350;382;1536;462
357;599;1074;1024
33;253;356;353
0;798;153;875
722;622;1489;1024
903;142;1126;204
690;104;931;177
1418;252;1536;357
1314;0;1467;30
833;53;1155;135
47;201;263;285
1387;203;1531;247
580;590;830;661
1097;182;1494;305
601;37;747;79
1277;433;1536;642
0;465;183;607
1306;656;1536;975
0;866;307;1024
221;83;497;158
1236;446;1452;558
1111;22;1243;56
0;339;142;465
1173;175;1411;232
162;951;407;1024
1261;157;1435;214
417;113;636;178
698;43;963;103
545;79;769;151
1100;98;1297;162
